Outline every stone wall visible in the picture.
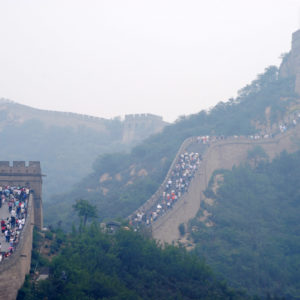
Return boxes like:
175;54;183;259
128;137;196;220
152;125;300;244
122;114;167;143
0;161;43;229
0;194;34;300
0;162;43;299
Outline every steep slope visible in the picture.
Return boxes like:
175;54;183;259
189;149;300;298
151;121;300;243
18;226;249;300
47;64;297;228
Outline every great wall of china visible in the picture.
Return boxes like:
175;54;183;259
151;124;300;244
132;28;300;244
0;162;43;300
1;28;300;300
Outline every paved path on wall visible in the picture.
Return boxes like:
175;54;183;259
152;124;300;244
0;203;12;252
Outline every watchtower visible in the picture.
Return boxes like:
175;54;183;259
0;161;43;229
122;113;166;143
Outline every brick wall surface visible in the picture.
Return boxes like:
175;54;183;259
0;194;34;300
152;125;300;244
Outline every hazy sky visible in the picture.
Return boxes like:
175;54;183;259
0;0;299;122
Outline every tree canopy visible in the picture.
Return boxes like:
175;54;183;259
46;65;297;230
189;150;300;298
72;199;97;226
18;225;248;300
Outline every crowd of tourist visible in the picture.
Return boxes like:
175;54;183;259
131;152;202;227
130;111;300;228
0;186;29;262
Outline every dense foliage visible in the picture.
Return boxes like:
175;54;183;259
18;226;247;300
189;150;300;298
46;66;297;229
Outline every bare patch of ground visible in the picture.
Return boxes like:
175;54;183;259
130;165;136;176
204;198;214;206
199;209;211;222
101;187;109;196
199;174;223;227
198;210;214;227
212;174;223;193
99;173;112;183
115;173;122;181
138;169;148;177
178;235;196;251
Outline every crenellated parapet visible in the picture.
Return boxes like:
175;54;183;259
0;161;41;174
124;113;163;121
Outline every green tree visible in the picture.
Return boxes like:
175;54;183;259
247;145;268;167
72;199;97;226
178;223;185;236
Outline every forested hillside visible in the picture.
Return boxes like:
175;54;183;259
0;100;166;202
189;150;300;298
18;225;248;300
46;66;298;228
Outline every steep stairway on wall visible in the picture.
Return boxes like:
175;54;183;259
134;124;300;245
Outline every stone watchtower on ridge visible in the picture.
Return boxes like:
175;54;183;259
0;161;43;229
122;113;166;143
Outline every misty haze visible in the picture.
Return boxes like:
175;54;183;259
0;1;299;299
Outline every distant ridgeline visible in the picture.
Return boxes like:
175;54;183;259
0;99;167;144
0;99;167;204
128;29;300;298
12;29;300;300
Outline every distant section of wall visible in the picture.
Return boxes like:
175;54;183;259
0;161;43;229
122;114;167;143
0;98;109;132
0;194;34;300
152;125;300;244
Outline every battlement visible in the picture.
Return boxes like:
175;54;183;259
122;114;166;143
0;161;41;175
124;113;163;122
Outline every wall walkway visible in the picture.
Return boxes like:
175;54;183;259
0;194;34;300
150;125;300;244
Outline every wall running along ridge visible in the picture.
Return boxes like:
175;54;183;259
0;161;43;300
148;125;300;244
0;161;43;229
0;194;34;300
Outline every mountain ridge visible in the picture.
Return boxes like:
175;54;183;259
0;98;168;203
